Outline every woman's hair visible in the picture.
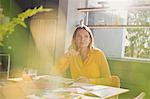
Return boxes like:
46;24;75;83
69;25;94;51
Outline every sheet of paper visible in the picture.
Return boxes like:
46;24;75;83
85;86;129;98
52;87;78;93
70;82;129;98
38;75;74;85
7;77;23;82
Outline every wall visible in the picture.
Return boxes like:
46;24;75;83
108;58;150;99
88;11;127;58
29;13;57;75
65;0;86;52
54;0;68;60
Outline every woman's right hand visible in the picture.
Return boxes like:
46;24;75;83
65;49;79;57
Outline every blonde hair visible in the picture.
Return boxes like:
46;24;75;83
69;25;95;51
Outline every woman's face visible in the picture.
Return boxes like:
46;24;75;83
75;28;91;49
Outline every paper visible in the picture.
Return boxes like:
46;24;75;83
7;77;23;82
82;86;129;98
52;87;78;93
38;75;74;85
70;82;129;98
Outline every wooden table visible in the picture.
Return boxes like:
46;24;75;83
7;75;129;99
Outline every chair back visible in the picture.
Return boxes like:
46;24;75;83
134;92;145;99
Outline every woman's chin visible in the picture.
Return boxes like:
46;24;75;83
79;46;88;49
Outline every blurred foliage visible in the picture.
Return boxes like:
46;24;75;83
125;10;150;59
0;6;51;45
0;8;4;19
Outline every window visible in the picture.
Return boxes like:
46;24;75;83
125;10;150;59
85;0;150;59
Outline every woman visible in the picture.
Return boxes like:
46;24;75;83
52;25;120;87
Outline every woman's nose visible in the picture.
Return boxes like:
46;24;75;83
80;37;85;41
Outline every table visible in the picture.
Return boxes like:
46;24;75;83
7;75;129;99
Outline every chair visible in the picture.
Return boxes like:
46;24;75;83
134;92;145;99
111;75;120;88
107;75;120;99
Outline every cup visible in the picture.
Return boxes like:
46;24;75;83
23;68;37;80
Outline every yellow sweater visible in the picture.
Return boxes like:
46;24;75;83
53;48;112;85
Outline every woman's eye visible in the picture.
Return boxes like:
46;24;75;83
85;35;89;38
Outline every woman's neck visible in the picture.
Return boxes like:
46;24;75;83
79;47;89;61
80;47;88;53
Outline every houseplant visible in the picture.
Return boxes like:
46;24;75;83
0;6;51;45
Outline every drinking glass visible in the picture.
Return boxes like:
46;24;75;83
23;68;37;80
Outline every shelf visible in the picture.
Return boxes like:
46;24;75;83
86;25;150;29
78;4;150;28
77;4;150;12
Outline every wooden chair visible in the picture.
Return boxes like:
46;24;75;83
111;75;120;88
134;92;145;99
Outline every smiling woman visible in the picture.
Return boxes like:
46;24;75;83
51;24;120;90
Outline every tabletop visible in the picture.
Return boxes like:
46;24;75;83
6;75;129;99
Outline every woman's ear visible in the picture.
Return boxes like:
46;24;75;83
88;38;92;48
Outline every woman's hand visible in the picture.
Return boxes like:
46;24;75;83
65;49;79;57
75;76;90;83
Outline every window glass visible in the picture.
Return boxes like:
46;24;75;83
87;0;150;59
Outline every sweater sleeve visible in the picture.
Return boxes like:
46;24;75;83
89;50;112;85
50;56;70;76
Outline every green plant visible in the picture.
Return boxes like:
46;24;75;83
0;6;51;45
125;10;150;58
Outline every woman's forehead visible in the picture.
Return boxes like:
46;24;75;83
76;28;89;34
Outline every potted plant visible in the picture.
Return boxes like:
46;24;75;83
0;6;51;45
